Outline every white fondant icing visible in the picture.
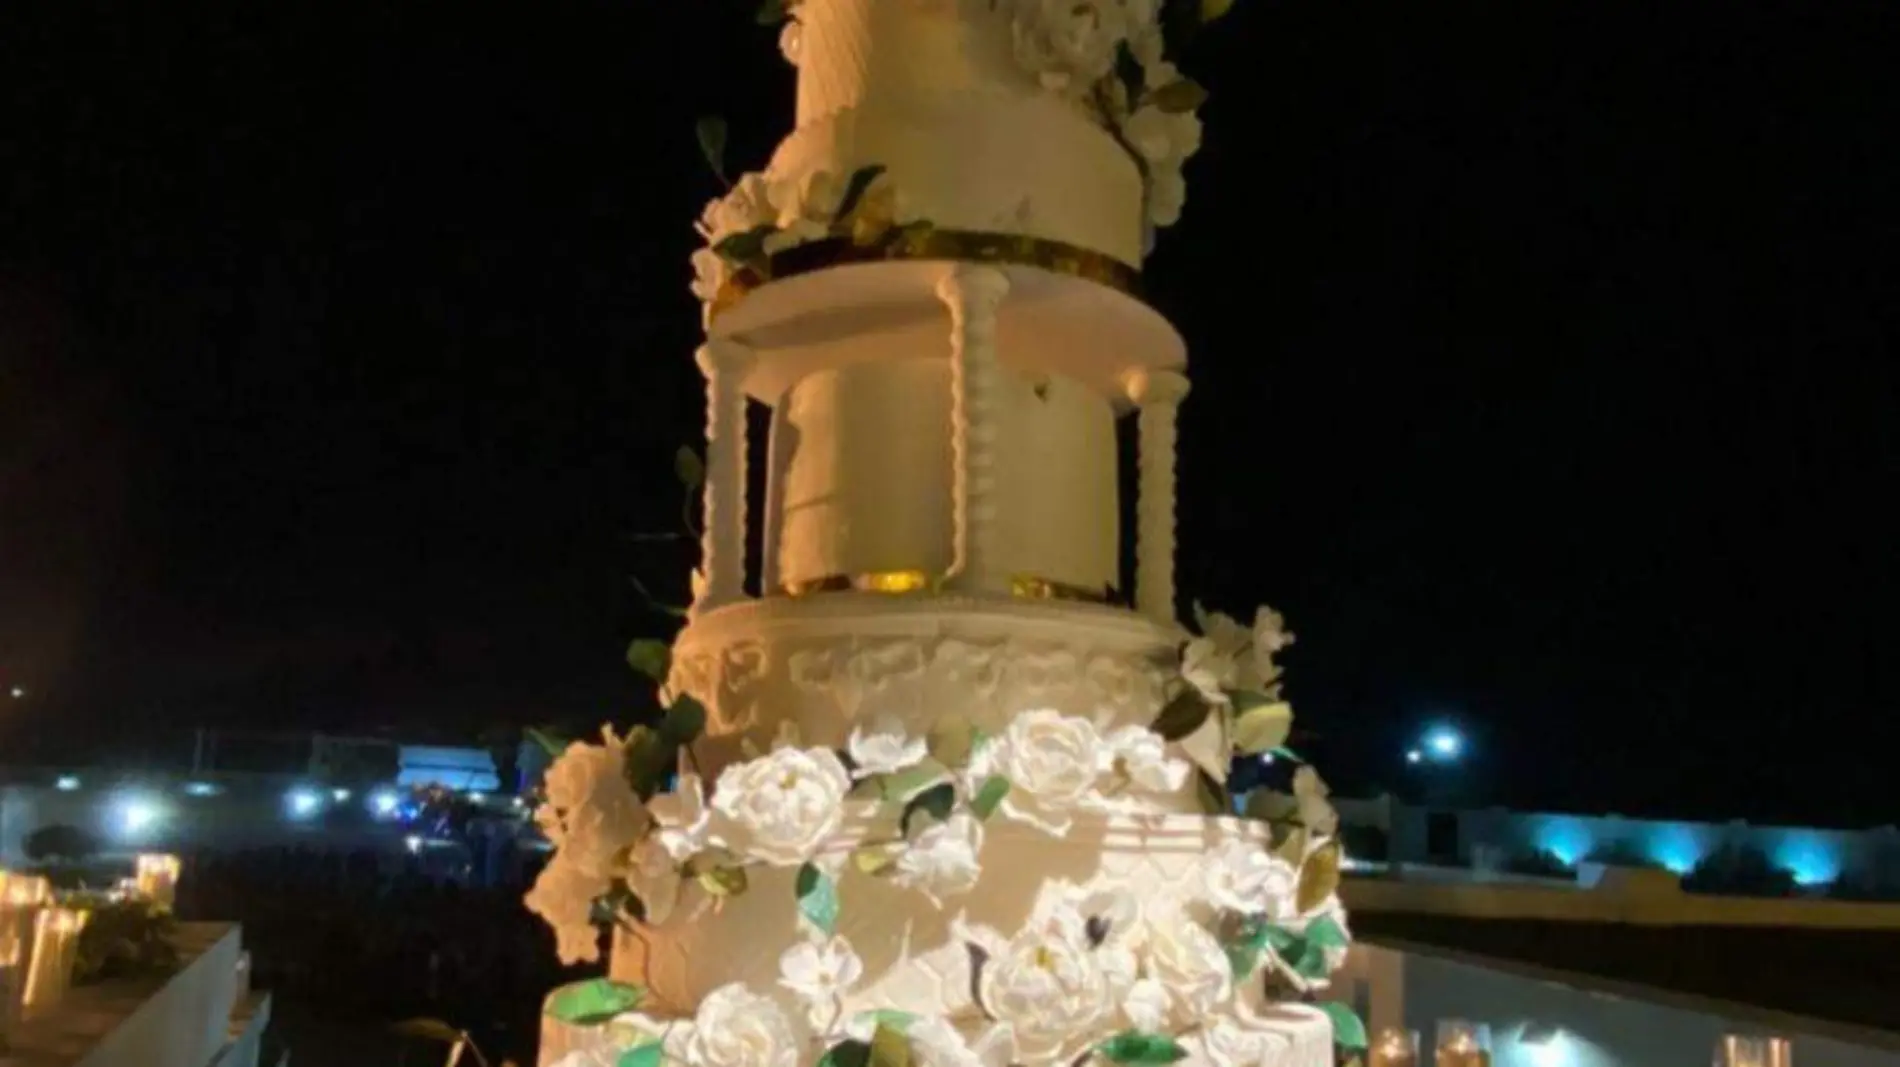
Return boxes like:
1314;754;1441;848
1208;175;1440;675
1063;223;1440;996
769;361;1120;594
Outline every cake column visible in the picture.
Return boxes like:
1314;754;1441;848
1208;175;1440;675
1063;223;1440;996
694;339;756;613
1124;368;1191;624
937;265;1012;594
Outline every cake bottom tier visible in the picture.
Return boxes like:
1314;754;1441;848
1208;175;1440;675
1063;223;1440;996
538;812;1341;1066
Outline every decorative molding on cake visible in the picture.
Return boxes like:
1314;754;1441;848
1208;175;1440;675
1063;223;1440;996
694;339;758;613
938;264;1013;595
662;594;1177;754
1123;367;1191;625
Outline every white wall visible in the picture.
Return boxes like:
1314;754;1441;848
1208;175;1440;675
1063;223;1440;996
1334;940;1900;1067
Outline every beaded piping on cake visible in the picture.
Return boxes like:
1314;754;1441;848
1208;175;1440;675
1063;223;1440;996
709;229;1143;320
776;570;1118;605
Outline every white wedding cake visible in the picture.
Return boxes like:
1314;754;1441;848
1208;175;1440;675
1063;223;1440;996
529;1;1365;1065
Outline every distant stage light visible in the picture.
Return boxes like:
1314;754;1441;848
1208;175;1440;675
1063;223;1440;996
1405;749;1423;765
183;781;222;797
55;775;82;792
331;788;352;803
286;788;323;818
370;790;401;817
467;791;486;804
9;686;24;699
117;795;164;836
405;835;424;855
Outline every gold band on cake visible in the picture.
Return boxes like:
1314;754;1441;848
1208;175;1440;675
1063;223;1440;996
711;229;1141;319
777;569;1116;604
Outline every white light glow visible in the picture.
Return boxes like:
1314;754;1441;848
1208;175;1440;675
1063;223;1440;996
183;781;221;797
118;796;163;836
467;791;486;804
512;796;527;810
405;834;424;855
55;775;81;791
331;788;352;803
9;686;24;699
286;788;323;818
1405;749;1422;765
1520;1029;1571;1067
370;790;401;817
1426;727;1464;760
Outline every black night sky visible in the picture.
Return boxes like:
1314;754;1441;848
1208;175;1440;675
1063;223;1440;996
1;3;1894;824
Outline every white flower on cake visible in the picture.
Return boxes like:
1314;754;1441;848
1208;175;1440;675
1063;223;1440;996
1203;839;1298;921
537;739;649;880
1007;0;1150;95
697;172;777;245
1104;725;1190;796
710;744;852;865
906;1017;989;1067
778;935;864;1012
649;772;712;862
973;912;1115;1057
522;856;608;965
1192;603;1294;695
681;984;804;1067
1139;909;1233;1022
846;713;929;779
895;812;984;904
1120;977;1171;1032
971;709;1107;834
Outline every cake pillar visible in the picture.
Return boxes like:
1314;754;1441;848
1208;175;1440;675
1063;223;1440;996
936;265;1012;594
694;339;756;613
1124;368;1191;624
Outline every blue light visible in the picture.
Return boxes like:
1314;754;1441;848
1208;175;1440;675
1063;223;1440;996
1425;727;1464;760
286;788;324;819
370;790;401;817
1533;818;1593;866
1405;749;1423;765
1645;824;1704;875
55;775;81;792
1775;833;1841;887
183;781;221;797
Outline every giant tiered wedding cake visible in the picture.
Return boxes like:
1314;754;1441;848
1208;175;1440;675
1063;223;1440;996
529;1;1364;1064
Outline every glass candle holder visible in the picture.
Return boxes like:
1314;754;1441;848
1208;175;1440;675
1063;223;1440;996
1716;1035;1793;1067
22;907;90;1017
1370;1027;1421;1067
135;854;182;911
1435;1020;1492;1067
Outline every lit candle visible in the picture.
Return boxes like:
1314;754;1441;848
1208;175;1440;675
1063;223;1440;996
1370;1027;1420;1067
1435;1021;1492;1067
1717;1035;1793;1067
21;907;89;1016
135;853;182;910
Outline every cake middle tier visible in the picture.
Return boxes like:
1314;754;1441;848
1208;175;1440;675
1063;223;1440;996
666;594;1185;781
611;810;1290;1019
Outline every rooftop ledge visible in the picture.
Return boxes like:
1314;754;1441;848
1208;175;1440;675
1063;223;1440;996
1;922;270;1067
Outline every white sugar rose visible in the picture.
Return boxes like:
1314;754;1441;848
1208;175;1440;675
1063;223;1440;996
896;812;984;905
697;172;777;243
1009;0;1130;95
977;915;1115;1055
539;739;649;880
847;713;929;778
974;710;1106;834
1142;909;1232;1019
779;935;864;1015
710;745;852;865
523;855;608;964
1203;839;1298;920
684;984;803;1067
650;772;712;862
1105;725;1189;796
1121;977;1170;1032
1179;634;1238;705
1123;104;1203;168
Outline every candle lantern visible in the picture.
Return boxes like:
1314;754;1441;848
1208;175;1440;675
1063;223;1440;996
1716;1035;1793;1067
135;854;182;911
21;907;90;1018
1434;1020;1493;1067
1370;1027;1420;1067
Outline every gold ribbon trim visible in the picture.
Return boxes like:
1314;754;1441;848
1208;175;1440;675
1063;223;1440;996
777;570;1118;605
711;229;1142;319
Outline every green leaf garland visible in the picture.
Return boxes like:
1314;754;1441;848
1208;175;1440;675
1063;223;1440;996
970;775;1011;820
1097;1030;1189;1064
900;782;957;836
619;1043;666;1067
795;861;841;936
1316;1002;1369;1051
545;978;645;1025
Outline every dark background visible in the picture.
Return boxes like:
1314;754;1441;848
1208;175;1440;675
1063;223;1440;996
2;2;1895;822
